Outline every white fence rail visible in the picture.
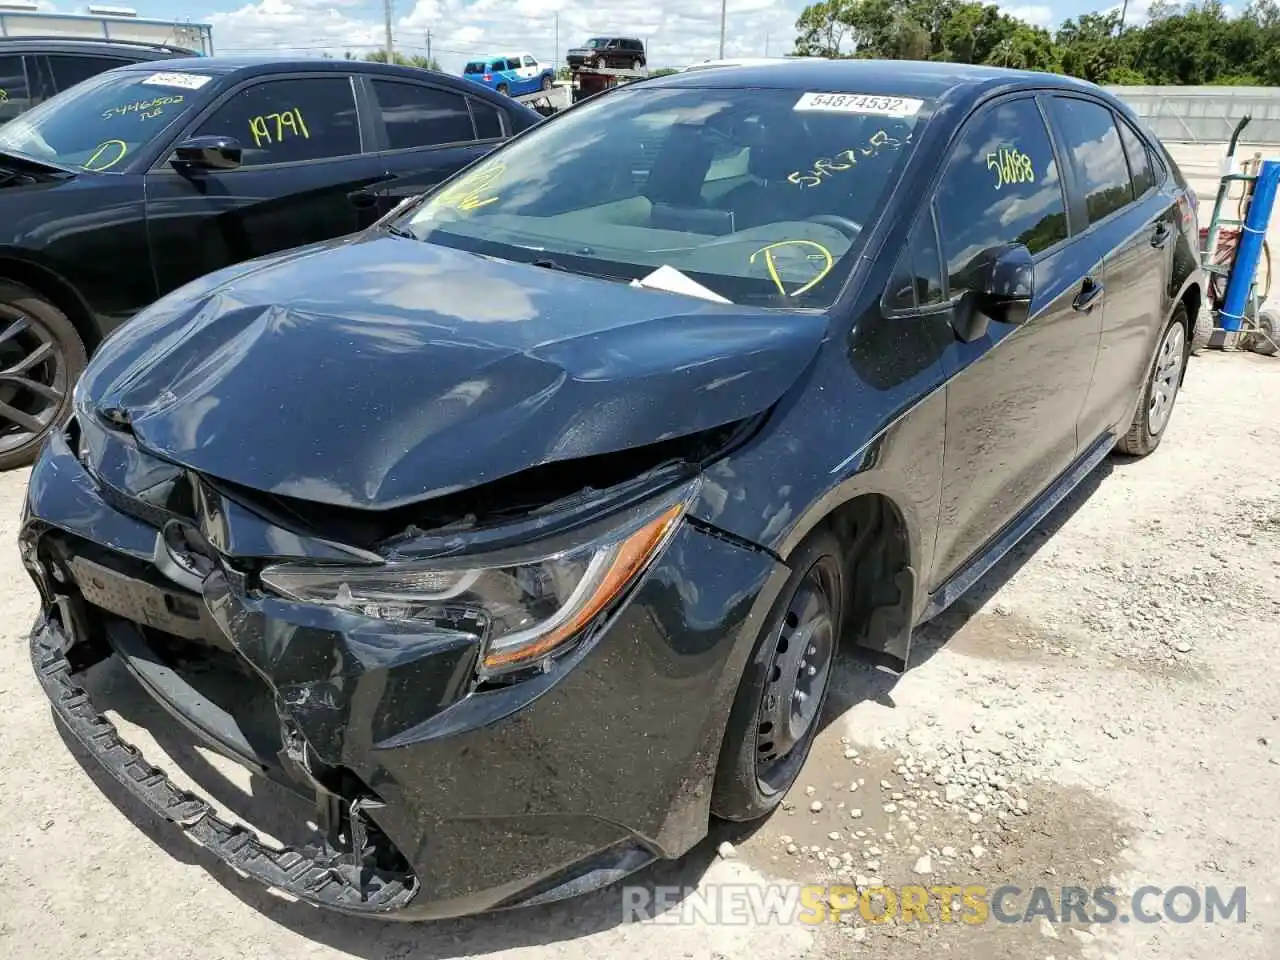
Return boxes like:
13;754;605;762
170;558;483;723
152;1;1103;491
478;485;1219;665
1106;85;1280;145
0;12;213;55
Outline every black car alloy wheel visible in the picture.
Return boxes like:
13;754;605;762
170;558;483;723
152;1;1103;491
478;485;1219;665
0;281;86;471
754;554;840;793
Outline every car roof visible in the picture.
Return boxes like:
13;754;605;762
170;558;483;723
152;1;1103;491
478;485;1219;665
647;57;1099;101
682;57;826;72
0;37;190;59
109;56;486;85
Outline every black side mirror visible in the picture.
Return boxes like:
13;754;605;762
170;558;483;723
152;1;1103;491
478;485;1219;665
951;243;1035;343
170;135;242;173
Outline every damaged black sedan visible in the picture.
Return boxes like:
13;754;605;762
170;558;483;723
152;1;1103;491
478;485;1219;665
21;59;1203;919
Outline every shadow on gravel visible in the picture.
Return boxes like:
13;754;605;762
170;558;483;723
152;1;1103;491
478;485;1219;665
48;456;1116;956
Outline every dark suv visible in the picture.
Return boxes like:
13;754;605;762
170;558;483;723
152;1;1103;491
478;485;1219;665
0;37;191;125
566;36;646;71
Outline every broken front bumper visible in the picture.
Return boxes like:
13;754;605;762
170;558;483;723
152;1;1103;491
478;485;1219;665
21;425;787;919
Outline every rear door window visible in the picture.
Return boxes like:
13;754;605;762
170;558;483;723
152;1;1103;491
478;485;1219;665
1047;96;1134;225
47;54;127;93
371;80;475;149
193;76;361;167
933;96;1068;296
0;55;30;123
1117;118;1156;198
469;97;503;140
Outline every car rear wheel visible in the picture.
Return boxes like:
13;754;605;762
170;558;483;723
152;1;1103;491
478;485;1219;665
632;58;643;71
541;74;553;91
711;528;846;822
1117;304;1188;458
496;82;509;96
0;280;86;471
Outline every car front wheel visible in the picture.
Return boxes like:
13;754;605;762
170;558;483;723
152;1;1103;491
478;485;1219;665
1117;303;1188;457
0;280;87;471
711;528;846;822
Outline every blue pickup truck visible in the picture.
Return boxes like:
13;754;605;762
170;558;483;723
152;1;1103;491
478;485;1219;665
462;52;555;97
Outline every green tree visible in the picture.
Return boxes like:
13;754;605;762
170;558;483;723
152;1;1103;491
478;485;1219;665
793;0;1280;84
795;0;857;56
360;49;443;71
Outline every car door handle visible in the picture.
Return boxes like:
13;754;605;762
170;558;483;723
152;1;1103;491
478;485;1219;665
1072;277;1104;312
348;188;379;209
1151;221;1173;248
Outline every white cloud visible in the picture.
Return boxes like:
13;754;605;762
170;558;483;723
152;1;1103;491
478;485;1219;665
199;0;813;73
1104;0;1152;26
1000;4;1055;27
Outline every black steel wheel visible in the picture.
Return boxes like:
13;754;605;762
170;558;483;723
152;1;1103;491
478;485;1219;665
0;280;86;471
496;82;509;96
711;529;846;822
541;74;553;91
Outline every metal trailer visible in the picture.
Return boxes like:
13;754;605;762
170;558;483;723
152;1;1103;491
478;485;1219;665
1194;116;1280;356
509;64;649;117
569;63;648;104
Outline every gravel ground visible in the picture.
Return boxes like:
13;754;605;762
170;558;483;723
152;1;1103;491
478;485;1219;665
0;350;1276;960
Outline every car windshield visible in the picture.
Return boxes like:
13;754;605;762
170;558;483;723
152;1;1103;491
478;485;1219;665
0;68;211;172
400;85;927;308
584;39;604;48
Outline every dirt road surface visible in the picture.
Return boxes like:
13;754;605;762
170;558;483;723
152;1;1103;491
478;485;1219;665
0;351;1276;960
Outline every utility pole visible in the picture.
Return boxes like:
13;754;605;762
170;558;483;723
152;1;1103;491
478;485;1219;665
425;29;432;68
383;0;394;64
765;30;769;56
554;12;559;70
1118;0;1129;33
719;0;727;58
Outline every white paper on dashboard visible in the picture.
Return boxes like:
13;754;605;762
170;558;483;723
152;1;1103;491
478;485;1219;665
630;264;732;303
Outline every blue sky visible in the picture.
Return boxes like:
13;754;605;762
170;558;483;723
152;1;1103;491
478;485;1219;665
34;1;1149;73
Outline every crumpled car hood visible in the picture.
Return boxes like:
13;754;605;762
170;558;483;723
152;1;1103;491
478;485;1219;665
79;233;828;511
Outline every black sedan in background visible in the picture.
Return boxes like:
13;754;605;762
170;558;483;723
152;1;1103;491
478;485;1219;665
22;60;1203;920
0;57;540;469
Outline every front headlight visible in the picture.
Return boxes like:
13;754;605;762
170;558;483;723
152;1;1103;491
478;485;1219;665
258;484;692;676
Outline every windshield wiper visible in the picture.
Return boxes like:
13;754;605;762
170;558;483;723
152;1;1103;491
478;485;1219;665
384;223;418;240
531;258;571;273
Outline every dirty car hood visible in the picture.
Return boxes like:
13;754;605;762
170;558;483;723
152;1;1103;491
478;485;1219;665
79;234;827;511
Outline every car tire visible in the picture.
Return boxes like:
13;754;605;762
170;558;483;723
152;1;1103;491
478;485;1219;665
632;58;643;71
496;82;509;96
0;280;86;472
711;528;846;823
1116;304;1189;458
541;74;553;91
